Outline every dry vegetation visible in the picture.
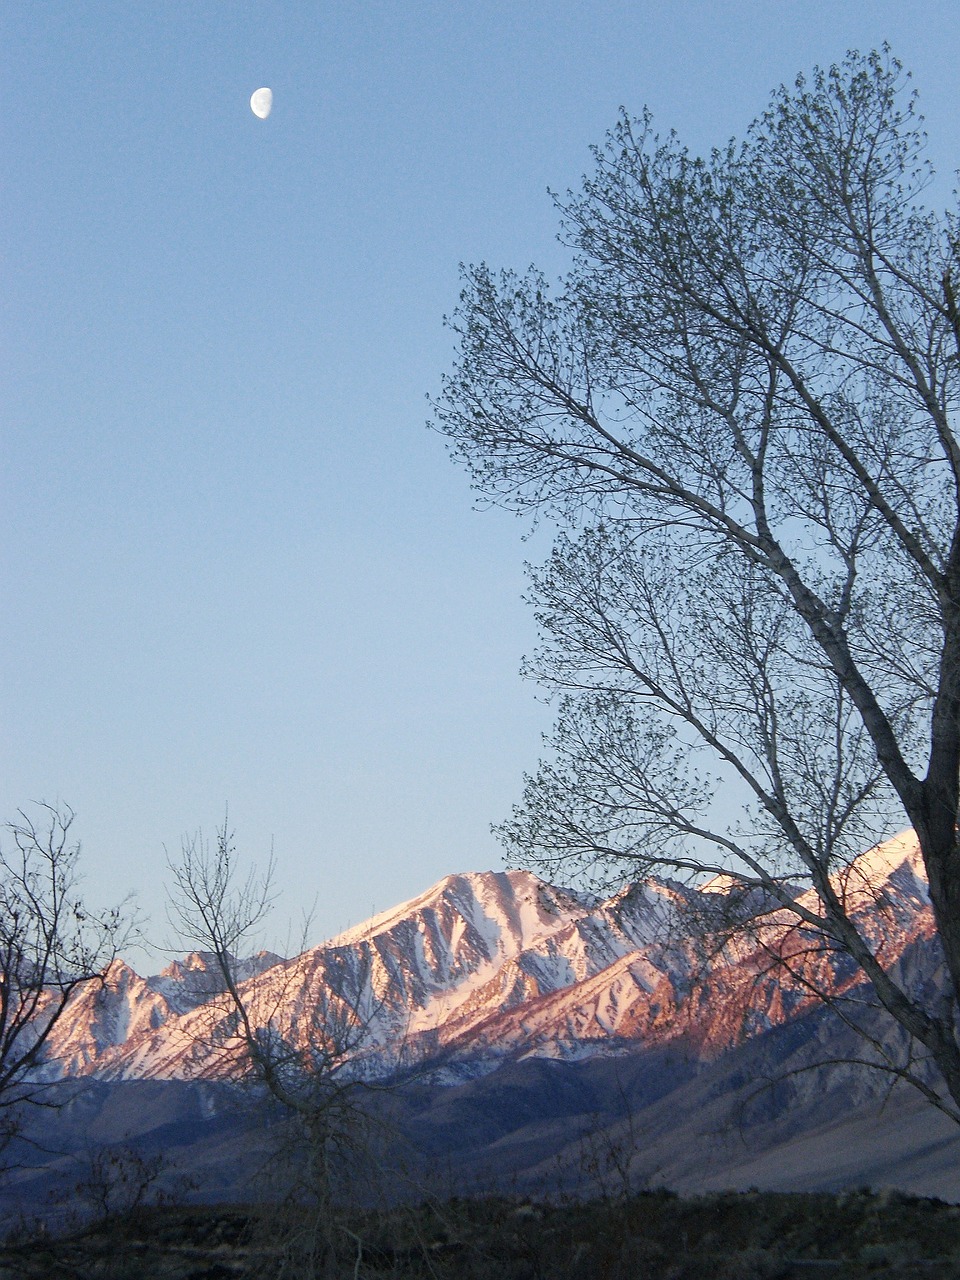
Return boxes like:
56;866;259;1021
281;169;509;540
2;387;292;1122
6;1187;960;1279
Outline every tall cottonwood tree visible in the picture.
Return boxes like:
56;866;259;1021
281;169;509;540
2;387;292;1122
434;50;960;1115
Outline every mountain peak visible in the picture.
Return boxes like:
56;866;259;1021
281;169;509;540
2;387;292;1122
326;867;588;952
847;829;925;885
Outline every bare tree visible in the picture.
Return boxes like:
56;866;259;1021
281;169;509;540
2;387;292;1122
0;803;134;1146
434;49;960;1117
166;818;383;1277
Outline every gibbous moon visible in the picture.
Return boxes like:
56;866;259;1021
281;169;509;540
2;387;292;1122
250;87;273;119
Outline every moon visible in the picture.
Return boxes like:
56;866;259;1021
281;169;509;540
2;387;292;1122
250;87;273;119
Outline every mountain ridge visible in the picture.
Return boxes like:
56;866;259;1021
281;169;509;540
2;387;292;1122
40;830;936;1088
9;831;960;1211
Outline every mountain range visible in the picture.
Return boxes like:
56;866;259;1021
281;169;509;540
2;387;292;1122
11;831;960;1213
43;830;933;1083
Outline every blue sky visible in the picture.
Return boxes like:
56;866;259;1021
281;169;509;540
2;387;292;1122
4;2;960;965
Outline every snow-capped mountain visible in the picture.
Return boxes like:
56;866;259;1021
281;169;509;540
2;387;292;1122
10;832;960;1211
40;834;937;1086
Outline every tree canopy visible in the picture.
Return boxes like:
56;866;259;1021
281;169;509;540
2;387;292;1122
434;50;960;1115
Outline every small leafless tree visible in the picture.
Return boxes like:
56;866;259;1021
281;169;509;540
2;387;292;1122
0;803;134;1150
166;818;385;1277
72;1141;194;1223
434;49;960;1119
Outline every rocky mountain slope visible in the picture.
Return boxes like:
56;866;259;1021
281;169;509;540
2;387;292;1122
41;832;937;1088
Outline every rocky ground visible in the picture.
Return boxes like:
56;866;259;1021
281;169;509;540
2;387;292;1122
5;1188;960;1279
